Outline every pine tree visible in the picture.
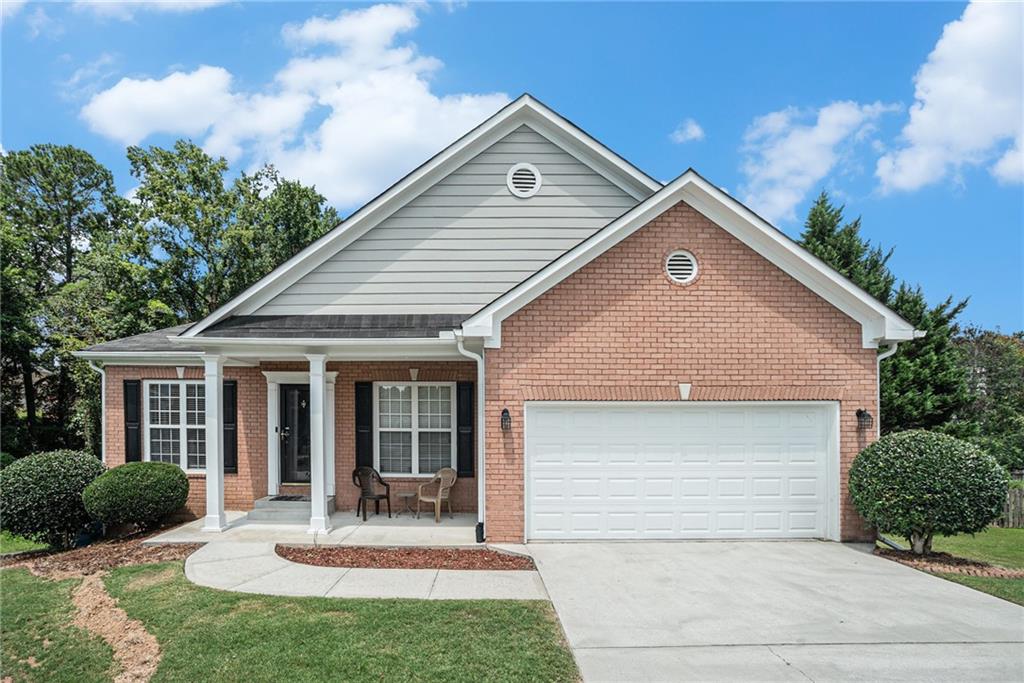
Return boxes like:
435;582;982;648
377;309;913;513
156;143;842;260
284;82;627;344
798;192;971;433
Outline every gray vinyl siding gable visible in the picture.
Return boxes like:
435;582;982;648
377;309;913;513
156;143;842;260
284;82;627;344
254;125;639;316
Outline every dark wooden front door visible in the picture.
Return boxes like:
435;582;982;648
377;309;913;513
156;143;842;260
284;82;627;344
280;384;311;483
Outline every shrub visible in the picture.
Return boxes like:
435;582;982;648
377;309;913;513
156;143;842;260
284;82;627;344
0;450;105;548
0;452;14;470
849;430;1009;554
82;461;188;529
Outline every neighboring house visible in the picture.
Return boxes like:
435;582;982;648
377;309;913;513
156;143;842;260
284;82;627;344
76;95;920;543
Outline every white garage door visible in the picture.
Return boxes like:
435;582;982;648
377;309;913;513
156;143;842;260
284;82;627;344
525;402;838;541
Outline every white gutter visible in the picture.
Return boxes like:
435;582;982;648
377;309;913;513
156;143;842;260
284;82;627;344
87;361;106;463
455;333;486;543
875;343;900;438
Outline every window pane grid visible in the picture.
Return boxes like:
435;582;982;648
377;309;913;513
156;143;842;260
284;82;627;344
146;381;206;471
375;383;454;476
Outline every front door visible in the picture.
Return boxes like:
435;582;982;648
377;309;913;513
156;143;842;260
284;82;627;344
280;384;311;483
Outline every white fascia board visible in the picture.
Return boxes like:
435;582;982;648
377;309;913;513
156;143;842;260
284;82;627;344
71;351;252;367
181;95;658;338
463;170;920;348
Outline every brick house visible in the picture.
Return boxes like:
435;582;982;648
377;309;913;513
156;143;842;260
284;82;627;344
76;95;919;543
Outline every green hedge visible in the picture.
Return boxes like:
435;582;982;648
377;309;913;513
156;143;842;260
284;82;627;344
849;430;1008;554
82;461;189;529
0;450;105;548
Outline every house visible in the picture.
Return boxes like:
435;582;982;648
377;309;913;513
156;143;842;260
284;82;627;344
75;95;920;544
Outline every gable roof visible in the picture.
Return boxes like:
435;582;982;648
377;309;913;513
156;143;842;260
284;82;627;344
461;169;920;349
180;94;661;339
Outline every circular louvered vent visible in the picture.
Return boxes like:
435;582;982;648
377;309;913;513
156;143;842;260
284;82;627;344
666;250;698;284
507;163;542;198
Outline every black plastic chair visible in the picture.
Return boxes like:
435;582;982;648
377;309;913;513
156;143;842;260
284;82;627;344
352;467;391;521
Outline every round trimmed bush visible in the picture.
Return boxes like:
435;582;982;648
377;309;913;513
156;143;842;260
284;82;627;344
849;430;1008;554
0;450;106;548
82;461;188;529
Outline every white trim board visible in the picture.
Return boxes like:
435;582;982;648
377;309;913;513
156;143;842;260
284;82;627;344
463;170;920;349
181;94;660;339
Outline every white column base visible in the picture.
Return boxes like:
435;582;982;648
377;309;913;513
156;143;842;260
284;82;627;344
202;513;227;532
308;516;331;534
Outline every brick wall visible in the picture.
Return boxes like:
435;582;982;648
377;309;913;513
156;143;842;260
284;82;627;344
483;200;878;543
104;361;477;518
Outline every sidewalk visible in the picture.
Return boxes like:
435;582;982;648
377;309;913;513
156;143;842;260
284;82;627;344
184;541;549;600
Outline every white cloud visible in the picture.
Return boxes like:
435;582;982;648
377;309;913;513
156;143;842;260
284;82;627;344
25;5;61;39
80;3;508;207
72;0;228;21
740;101;897;224
670;118;704;144
877;1;1023;192
60;52;118;101
2;0;27;19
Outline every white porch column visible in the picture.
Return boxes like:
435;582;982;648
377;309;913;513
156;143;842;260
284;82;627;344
307;354;331;533
201;355;227;532
266;381;280;496
325;377;336;497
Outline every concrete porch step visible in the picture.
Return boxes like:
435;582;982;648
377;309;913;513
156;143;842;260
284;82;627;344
247;495;335;523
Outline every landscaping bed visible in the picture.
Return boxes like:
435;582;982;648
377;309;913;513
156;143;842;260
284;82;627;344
0;533;201;579
277;544;536;570
875;548;1024;578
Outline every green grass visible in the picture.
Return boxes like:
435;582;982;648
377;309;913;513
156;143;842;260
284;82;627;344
103;561;577;682
0;569;114;682
0;531;47;555
930;527;1024;569
938;574;1024;606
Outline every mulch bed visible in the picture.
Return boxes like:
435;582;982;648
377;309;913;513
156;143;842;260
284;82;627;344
1;533;202;580
875;548;1024;579
277;545;536;571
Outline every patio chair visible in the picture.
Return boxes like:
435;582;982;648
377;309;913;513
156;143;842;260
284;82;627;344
352;467;391;521
417;467;457;523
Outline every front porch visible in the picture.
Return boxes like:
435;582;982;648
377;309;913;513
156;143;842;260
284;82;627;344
149;509;479;547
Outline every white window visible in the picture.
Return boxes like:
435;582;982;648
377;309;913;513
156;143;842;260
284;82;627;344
373;382;456;477
143;380;206;472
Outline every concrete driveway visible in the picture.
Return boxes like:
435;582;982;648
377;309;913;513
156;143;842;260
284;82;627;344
529;542;1024;682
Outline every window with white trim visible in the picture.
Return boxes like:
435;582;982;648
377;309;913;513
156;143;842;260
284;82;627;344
373;382;456;476
144;380;206;471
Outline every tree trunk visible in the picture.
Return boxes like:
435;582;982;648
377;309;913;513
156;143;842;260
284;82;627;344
20;355;36;451
910;531;933;555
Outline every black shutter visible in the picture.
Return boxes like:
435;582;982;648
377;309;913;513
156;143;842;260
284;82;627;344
223;380;237;474
456;381;474;477
124;379;142;462
355;382;373;468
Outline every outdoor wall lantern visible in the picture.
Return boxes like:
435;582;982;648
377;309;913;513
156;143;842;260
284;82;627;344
500;408;512;432
856;409;874;430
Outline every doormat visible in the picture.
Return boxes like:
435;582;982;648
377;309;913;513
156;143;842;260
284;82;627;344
269;495;310;502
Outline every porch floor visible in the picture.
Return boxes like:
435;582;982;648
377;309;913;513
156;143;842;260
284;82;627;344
145;510;478;547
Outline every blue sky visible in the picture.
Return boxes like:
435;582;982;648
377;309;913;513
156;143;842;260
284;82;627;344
3;1;1021;331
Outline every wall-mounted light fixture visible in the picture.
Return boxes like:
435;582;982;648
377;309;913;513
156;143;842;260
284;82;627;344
500;408;512;432
856;409;874;430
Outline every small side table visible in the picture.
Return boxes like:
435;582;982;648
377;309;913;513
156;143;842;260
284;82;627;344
396;492;416;517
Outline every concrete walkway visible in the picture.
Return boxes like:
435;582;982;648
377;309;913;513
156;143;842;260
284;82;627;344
184;541;548;600
530;541;1024;682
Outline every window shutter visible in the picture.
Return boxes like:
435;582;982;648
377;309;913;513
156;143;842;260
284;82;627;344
124;379;142;462
456;381;474;477
223;380;237;474
355;382;373;468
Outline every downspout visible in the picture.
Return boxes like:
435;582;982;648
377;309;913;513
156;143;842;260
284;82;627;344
87;361;106;463
875;343;899;439
455;333;486;543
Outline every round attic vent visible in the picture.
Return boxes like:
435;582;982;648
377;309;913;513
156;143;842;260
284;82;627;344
507;163;542;198
666;250;698;284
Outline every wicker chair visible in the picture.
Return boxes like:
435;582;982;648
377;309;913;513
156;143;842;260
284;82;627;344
352;467;391;521
417;467;457;523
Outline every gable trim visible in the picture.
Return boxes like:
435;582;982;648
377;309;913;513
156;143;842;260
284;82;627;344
181;94;660;338
461;170;919;349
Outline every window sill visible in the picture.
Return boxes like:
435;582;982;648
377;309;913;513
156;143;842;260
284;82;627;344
379;473;451;480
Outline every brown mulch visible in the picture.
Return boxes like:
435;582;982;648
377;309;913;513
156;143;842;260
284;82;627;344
875;548;1024;578
72;573;162;683
277;545;536;570
1;534;201;580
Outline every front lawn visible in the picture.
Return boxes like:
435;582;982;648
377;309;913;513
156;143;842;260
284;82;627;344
940;574;1024;606
0;531;47;555
0;569;113;682
2;561;578;682
930;527;1024;569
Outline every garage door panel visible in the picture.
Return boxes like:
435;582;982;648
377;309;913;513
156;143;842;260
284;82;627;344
526;403;834;540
